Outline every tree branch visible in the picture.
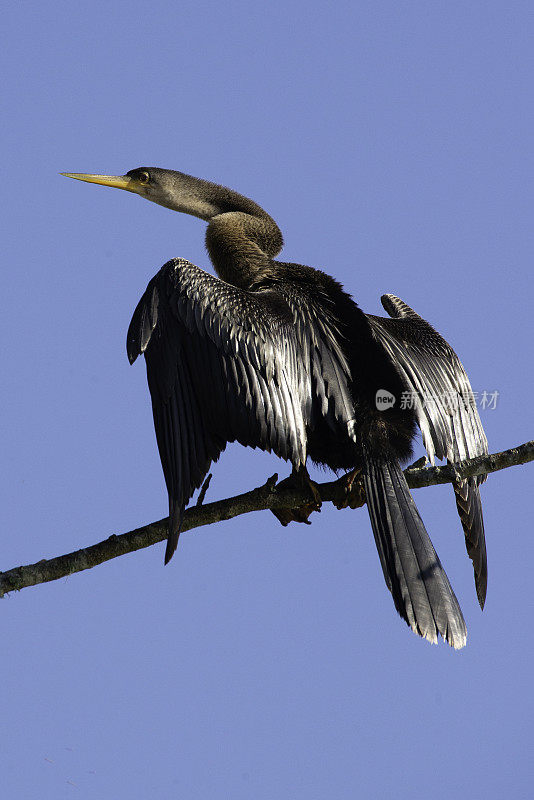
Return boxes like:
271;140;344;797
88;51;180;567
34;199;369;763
1;440;532;597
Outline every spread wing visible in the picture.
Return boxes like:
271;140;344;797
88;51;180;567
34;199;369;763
366;294;488;607
127;258;355;562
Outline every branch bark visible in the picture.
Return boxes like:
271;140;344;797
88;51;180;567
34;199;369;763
1;440;532;597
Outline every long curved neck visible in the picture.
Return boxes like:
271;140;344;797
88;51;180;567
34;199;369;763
206;210;283;288
160;172;284;288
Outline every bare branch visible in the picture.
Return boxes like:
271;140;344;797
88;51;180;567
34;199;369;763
1;440;532;597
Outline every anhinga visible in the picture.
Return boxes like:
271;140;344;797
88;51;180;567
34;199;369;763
62;168;488;648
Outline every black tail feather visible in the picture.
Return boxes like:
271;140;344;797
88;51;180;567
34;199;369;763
363;457;467;649
164;501;183;565
453;477;487;609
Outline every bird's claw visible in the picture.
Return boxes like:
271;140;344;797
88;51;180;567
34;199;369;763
271;467;322;527
333;468;366;509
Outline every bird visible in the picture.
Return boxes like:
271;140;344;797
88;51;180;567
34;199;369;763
62;167;488;648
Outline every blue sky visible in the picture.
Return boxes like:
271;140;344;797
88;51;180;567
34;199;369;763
2;2;533;797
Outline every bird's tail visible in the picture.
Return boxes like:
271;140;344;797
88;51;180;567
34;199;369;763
453;477;487;610
362;456;467;648
164;501;183;565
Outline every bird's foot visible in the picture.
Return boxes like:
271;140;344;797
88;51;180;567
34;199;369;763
271;466;322;526
332;468;366;509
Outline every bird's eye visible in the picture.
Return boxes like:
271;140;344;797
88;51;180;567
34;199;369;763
138;171;150;184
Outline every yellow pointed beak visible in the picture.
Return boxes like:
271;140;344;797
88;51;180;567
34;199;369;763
60;173;139;192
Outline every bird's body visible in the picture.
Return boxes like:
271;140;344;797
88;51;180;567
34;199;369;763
63;167;488;648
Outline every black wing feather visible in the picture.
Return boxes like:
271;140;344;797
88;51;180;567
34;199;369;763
367;294;488;607
127;258;355;562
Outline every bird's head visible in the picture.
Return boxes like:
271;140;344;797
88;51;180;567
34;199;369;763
61;167;221;219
